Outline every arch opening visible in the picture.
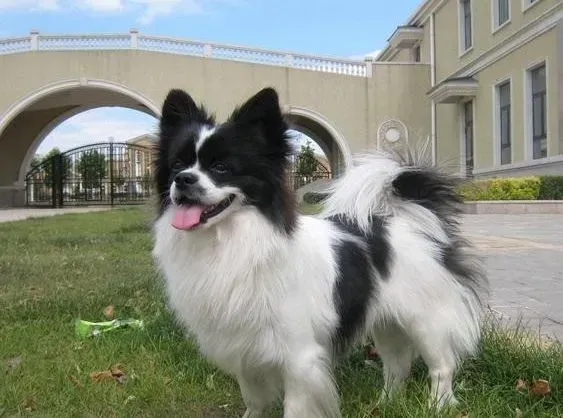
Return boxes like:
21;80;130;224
0;80;159;207
285;129;331;192
285;107;352;177
284;108;352;197
26;107;159;207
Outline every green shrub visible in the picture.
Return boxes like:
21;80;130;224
457;180;491;201
303;191;328;204
458;176;541;201
538;176;563;200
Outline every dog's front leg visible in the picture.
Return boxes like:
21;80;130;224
282;345;341;418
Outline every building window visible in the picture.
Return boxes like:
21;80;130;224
493;0;510;29
463;100;474;177
497;81;511;165
460;0;472;52
412;45;421;62
530;64;547;159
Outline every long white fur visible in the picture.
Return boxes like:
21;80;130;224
152;149;487;417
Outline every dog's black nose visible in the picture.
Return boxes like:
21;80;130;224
174;172;199;190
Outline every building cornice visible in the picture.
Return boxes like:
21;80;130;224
405;0;443;25
387;26;425;50
427;77;478;103
377;0;446;61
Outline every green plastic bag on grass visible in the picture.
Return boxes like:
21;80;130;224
75;318;144;339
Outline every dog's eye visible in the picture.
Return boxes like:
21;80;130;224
211;162;229;175
172;160;183;170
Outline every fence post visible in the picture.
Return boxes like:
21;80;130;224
50;153;64;208
130;28;139;49
30;30;39;50
109;142;114;206
50;156;56;208
364;57;373;77
58;154;64;207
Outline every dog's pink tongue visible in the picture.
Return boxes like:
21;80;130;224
171;205;205;230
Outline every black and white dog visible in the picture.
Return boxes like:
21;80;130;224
151;87;489;417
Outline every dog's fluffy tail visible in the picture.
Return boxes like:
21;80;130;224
321;142;464;232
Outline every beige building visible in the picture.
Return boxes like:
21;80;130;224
0;2;560;206
128;133;157;149
377;0;562;177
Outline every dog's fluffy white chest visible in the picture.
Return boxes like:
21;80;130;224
152;208;306;372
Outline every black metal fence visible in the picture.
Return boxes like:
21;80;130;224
26;142;331;207
25;142;155;207
286;154;331;190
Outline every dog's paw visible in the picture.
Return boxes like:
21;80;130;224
242;408;263;418
377;390;393;405
428;393;460;410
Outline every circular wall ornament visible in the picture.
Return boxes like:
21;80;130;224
385;127;401;143
377;119;409;148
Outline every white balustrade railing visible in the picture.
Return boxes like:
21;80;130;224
0;37;31;54
0;30;370;77
38;34;131;50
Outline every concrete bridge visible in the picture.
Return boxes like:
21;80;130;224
0;30;430;207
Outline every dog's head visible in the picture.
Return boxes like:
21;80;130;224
155;87;296;233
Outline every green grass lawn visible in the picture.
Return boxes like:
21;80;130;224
1;207;561;417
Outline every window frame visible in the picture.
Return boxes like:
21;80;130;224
491;0;511;33
459;98;475;177
523;59;549;160
530;65;547;159
458;0;474;56
494;79;512;165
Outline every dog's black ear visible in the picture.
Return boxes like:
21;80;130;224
161;89;208;126
229;87;288;141
231;87;282;123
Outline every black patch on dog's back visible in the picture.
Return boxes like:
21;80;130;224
328;214;392;352
331;237;374;353
328;214;392;279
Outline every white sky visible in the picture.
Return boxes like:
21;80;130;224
37;106;325;156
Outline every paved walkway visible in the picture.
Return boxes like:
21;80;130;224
1;208;561;341
462;214;563;342
0;207;111;223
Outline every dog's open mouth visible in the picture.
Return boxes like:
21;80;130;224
171;195;235;230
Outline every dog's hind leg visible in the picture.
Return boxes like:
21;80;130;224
282;344;341;418
372;325;417;403
238;369;280;418
408;323;460;408
422;347;458;408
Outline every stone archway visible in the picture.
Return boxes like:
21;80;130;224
285;106;352;178
0;83;354;207
0;79;159;207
